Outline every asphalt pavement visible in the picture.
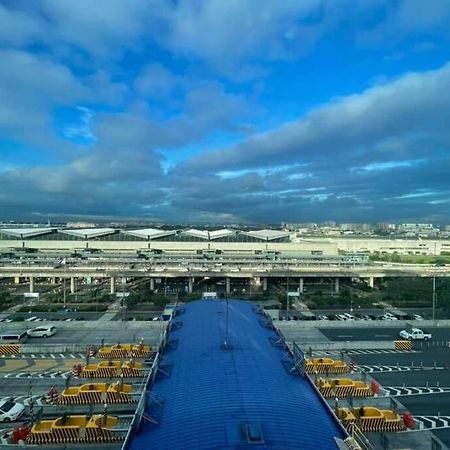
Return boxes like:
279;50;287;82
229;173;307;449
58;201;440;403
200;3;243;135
320;326;450;342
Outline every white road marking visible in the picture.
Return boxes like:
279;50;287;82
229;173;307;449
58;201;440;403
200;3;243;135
337;335;353;338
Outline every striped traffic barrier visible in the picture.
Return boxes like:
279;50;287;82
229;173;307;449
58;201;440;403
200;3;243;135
353;385;373;398
359;415;385;432
394;340;413;351
0;344;20;355
334;383;354;398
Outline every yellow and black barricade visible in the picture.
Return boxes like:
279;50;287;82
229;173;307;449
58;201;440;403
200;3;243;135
0;344;20;355
394;340;413;351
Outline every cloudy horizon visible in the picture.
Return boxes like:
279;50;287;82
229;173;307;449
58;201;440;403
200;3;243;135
1;1;450;224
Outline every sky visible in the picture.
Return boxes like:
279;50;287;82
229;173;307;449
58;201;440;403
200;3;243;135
1;0;450;225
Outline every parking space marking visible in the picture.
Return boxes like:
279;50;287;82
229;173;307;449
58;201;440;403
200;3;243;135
408;415;450;431
382;386;450;397
1;370;72;379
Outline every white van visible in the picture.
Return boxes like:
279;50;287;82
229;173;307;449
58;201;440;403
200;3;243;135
0;332;28;343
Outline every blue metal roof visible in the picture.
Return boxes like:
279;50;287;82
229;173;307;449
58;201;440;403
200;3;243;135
127;300;347;449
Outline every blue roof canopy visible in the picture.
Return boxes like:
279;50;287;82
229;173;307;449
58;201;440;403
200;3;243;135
127;300;347;449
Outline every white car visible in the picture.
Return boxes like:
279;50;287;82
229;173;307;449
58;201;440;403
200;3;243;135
0;400;25;422
399;328;432;340
318;315;329;321
27;325;56;338
412;314;424;320
342;313;356;321
25;316;39;322
380;313;398;320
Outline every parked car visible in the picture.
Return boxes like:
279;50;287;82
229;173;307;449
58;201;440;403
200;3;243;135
318;315;329;321
27;325;56;338
412;314;424;320
342;313;356;321
25;316;39;322
0;400;25;422
399;328;432;340
360;315;373;321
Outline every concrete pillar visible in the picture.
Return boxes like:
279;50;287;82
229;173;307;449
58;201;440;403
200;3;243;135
14;276;20;284
188;277;193;294
226;277;231;294
368;276;374;288
263;277;268;291
70;277;76;294
110;276;115;294
51;277;56;284
334;277;339;294
299;277;304;293
29;276;34;293
121;277;126;284
149;278;155;291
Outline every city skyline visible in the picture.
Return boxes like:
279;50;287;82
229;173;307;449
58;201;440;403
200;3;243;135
1;1;450;223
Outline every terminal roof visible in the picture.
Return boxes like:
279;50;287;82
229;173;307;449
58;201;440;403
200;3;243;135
127;300;346;449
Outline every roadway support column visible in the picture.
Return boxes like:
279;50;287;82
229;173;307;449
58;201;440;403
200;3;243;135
299;277;304;293
149;278;155;291
29;276;34;293
188;277;193;294
70;277;76;294
110;276;115;294
263;277;268;291
51;277;56;284
334;277;339;294
368;276;374;288
226;277;231;294
14;276;20;284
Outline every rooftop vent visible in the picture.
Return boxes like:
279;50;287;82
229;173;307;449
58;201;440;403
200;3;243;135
242;423;264;444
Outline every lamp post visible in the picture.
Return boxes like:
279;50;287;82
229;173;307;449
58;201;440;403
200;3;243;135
286;277;289;318
432;272;436;322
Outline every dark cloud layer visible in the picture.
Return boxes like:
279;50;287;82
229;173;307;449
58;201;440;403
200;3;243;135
0;1;450;223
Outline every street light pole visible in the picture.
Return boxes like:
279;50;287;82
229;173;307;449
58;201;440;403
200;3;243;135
432;274;436;321
286;277;289;318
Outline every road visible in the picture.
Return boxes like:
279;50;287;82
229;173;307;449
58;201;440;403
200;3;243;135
320;326;450;342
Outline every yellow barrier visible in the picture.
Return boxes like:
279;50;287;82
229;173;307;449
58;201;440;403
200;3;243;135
60;382;135;405
351;407;405;433
107;382;135;404
381;409;405;432
353;380;373;398
81;361;121;378
85;415;120;443
27;415;122;445
394;340;413;351
305;358;349;375
96;343;151;359
0;344;20;355
336;408;357;432
317;378;372;398
121;360;144;377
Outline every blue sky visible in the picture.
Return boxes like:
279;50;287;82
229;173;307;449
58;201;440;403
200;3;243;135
1;0;450;224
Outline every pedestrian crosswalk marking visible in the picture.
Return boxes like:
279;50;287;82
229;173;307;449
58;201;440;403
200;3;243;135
357;364;445;373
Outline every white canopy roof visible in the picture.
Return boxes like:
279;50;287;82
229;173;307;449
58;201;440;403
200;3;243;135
209;229;236;240
0;228;56;238
60;228;116;239
243;229;291;241
181;229;210;240
122;228;177;240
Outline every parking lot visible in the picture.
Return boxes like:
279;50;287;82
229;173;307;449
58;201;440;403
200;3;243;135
295;324;450;448
0;319;162;446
